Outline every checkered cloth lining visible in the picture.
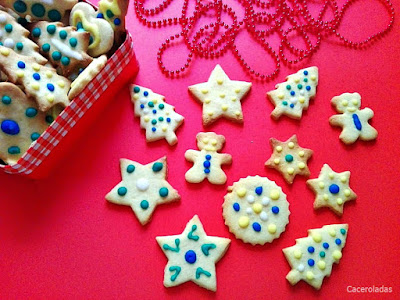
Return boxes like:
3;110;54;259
1;33;135;175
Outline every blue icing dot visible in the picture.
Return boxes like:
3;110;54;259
308;246;315;253
320;251;326;258
33;73;40;81
306;86;311;91
144;91;149;97
114;18;121;26
304;70;309;75
335;238;342;245
152;127;156;132
233;202;240;212
290;103;295;108
2;95;11;105
329;184;340;194
308;259;315;267
282;101;288;106
140;104;144;109
185;250;197;264
17;61;25;69
203;161;210;168
166;118;171;123
255;186;263;195
152;109;157;114
1;120;20;135
47;84;55;92
340;228;346;235
290;91;295;96
25;107;38;117
97;13;104;19
204;168;210;174
76;22;83;29
252;222;261;232
117;187;127;196
8;146;20;154
271;206;279;214
126;164;135;173
205;154;211;160
31;132;40;141
323;242;329;249
133;86;140;93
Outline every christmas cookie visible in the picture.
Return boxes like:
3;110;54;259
70;2;114;57
185;132;232;185
31;22;93;77
130;85;184;146
105;156;180;225
98;0;129;44
188;64;252;126
0;82;51;165
265;135;313;184
267;67;318;120
222;176;290;245
0;10;47;64
0;46;71;111
329;92;378;144
307;164;356;216
156;215;230;292
4;0;78;22
283;224;349;289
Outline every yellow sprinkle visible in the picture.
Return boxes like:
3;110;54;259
287;167;294;175
329;229;336;237
235;111;241;116
337;198;343;205
162;126;167;132
288;142;294;149
133;94;139;100
231;98;237;102
207;111;214;116
274;158;280;165
299;96;305;104
219;94;225;98
16;70;24;78
317;260;326;270
46;71;53;78
203;138;209;144
237;188;247;197
341;100;348;106
270;190;280;200
31;83;40;91
276;146;283;152
319;182;325;189
323;194;329;200
211;139;217;146
0;48;10;56
312;233;322;243
32;63;41;71
46;94;54;103
252;203;263;214
306;271;314;280
144;116;150;122
311;75;316;81
340;176;347;183
201;89;208;94
235;88;240;93
294;77;300;83
238;216;249;228
268;223;277;234
57;81;65;88
298;162;305;169
153;99;158;104
221;104;228;111
205;98;211;104
217;79;223;85
344;189;351;197
298;151;305;157
278;93;284;99
294;249;302;259
332;250;342;260
329;173;335;179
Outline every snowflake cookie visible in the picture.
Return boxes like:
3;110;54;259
105;157;180;225
307;164;356;216
188;64;252;126
329;92;377;144
130;85;184;146
156;215;230;291
283;224;348;289
265;135;313;184
222;176;290;245
267;66;318;120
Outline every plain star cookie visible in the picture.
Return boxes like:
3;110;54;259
265;135;313;184
283;224;348;290
307;164;357;216
267;67;318;120
130;85;184;146
105;156;180;225
222;176;290;245
188;64;252;126
329;92;378;144
156;215;230;292
185;132;232;185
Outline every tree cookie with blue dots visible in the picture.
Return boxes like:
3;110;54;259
222;176;290;245
31;22;93;77
283;224;348;289
0;82;52;165
307;164;357;216
0;10;47;64
70;2;114;57
267;66;319;120
130;85;184;146
185;132;232;185
265;135;313;184
98;0;129;45
156;215;230;292
0;46;70;111
329;92;378;144
3;0;78;22
105;156;180;225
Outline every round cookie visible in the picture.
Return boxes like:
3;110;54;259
222;175;290;245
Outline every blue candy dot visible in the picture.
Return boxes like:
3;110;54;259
32;27;41;37
2;95;11;105
133;86;140;93
185;250;197;264
205;154;211;160
285;154;293;162
5;24;13;33
47;24;56;34
308;246;315;253
290;103;295;108
47;84;55;92
33;73;40;81
166;118;171;123
69;38;78;47
308;259;315;267
25;107;38;117
152;109;157;114
117;187;127;196
320;251;326;258
255;186;263;195
271;206;279;214
233;202;240;212
126;164;135;173
148;102;154;107
17;61;25;69
140;104;144;109
204;168;210;174
8;146;20;154
16;42;23;51
77;22;83;29
306;86;311;91
323;242;329;249
140;200;149;210
152;127;156;132
340;228;346;235
203;161;210;168
48;9;61;21
290;91;295;96
329;184;340;194
114;18;121;26
304;70;309;75
14;1;27;13
31;132;40;141
97;13;104;19
144;91;149;97
1;120;20;135
335;238;342;245
252;222;261;232
59;30;68;39
42;43;50;52
282;101;288;106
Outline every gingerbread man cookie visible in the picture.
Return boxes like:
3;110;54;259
188;64;252;126
98;0;129;44
265;135;313;184
329;92;377;144
185;132;232;185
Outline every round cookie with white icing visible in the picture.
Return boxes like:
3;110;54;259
222;176;290;245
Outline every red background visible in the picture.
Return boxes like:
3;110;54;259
1;0;400;299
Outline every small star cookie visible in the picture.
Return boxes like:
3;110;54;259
307;164;356;216
265;135;313;184
188;64;252;126
329;92;378;144
156;215;230;292
105;157;180;225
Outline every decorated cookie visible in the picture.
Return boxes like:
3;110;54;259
265;135;313;184
185;132;232;185
307;164;356;216
283;224;349;289
31;21;93;77
130;85;184;146
105;157;180;225
0;46;70;111
267;67;319;120
156;215;230;292
222;176;290;245
0;82;52;165
329;92;377;144
70;2;114;57
68;55;107;100
3;0;78;22
98;0;129;44
188;64;252;126
0;10;47;64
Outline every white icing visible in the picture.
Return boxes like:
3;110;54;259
139;98;147;104
300;90;305;96
0;30;3;38
261;197;270;206
0;15;6;24
297;264;305;272
246;207;252;215
247;195;255;204
3;38;14;48
260;211;268;221
51;38;83;60
142;108;149;114
42;0;55;4
136;178;149;191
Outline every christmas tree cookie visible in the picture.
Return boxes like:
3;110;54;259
156;215;230;291
267;67;318;120
130;85;184;146
283;224;349;289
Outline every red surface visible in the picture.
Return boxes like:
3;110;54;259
1;1;400;299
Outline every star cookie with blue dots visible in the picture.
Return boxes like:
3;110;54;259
307;164;357;216
105;156;181;225
156;215;230;291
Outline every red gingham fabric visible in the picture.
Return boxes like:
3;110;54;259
1;33;135;175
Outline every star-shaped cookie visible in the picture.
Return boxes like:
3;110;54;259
307;164;357;216
265;135;313;184
188;64;252;126
156;215;230;291
105;156;180;225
